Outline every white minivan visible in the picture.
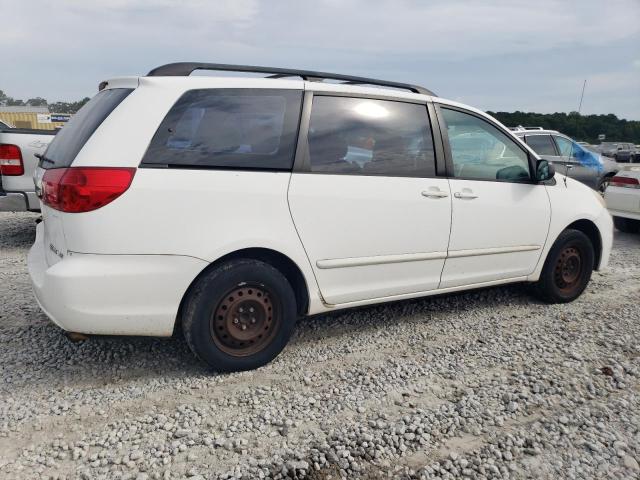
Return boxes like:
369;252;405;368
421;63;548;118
29;63;613;371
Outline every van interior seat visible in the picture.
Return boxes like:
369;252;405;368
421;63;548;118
309;135;360;173
364;137;415;174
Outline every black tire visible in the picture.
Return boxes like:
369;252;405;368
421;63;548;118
533;229;594;303
182;259;297;372
614;216;640;234
596;176;612;194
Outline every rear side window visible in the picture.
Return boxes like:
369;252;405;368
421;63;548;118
307;96;435;177
525;135;557;156
141;89;302;170
553;135;575;157
41;88;132;169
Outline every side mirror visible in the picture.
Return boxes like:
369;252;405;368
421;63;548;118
536;159;555;182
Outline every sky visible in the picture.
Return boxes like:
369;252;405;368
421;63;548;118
1;0;639;119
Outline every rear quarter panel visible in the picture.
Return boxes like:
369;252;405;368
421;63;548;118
60;168;323;312
59;77;324;310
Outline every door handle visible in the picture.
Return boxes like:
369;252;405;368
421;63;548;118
421;189;449;198
453;192;478;199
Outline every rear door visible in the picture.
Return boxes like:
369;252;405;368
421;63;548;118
552;135;600;188
524;133;582;180
288;94;451;305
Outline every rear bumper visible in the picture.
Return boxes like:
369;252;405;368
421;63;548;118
605;186;640;220
608;209;640;221
28;223;207;336
0;192;28;211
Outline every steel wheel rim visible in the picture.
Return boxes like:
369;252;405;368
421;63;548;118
554;246;582;294
211;284;278;357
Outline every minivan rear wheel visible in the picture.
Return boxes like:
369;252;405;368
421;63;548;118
182;259;297;372
533;229;594;303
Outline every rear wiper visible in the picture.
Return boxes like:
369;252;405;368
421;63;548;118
34;153;55;165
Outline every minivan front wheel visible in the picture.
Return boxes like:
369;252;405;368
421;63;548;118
533;229;594;303
182;259;297;372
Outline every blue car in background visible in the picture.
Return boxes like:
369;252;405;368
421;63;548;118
510;127;619;193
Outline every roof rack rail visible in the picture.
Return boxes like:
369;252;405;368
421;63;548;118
509;126;545;132
146;62;436;96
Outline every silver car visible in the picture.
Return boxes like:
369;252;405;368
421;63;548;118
599;142;637;162
510;127;619;193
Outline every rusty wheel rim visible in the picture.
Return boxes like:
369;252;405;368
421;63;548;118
554;246;582;294
211;285;278;357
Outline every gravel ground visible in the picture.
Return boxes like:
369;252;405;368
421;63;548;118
0;211;639;480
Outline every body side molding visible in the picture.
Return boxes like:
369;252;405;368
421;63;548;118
317;245;541;269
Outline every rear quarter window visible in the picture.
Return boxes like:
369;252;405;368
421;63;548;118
524;134;557;156
141;89;302;170
41;88;133;169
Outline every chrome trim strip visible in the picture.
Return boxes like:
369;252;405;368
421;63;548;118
316;251;447;269
317;245;540;270
447;245;540;258
316;245;541;270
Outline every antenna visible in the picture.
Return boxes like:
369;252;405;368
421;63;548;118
564;79;588;188
577;79;587;114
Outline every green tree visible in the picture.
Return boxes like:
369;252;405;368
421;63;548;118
48;97;90;114
487;111;640;144
6;97;25;106
1;89;91;113
26;97;48;107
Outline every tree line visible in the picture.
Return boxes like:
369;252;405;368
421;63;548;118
488;111;640;144
0;90;90;114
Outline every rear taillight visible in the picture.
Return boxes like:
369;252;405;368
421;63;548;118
42;167;136;213
0;144;24;176
610;176;640;189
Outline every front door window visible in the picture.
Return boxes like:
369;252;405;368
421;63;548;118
441;108;531;182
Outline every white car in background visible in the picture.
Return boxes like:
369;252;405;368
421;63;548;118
605;165;640;233
28;63;613;372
